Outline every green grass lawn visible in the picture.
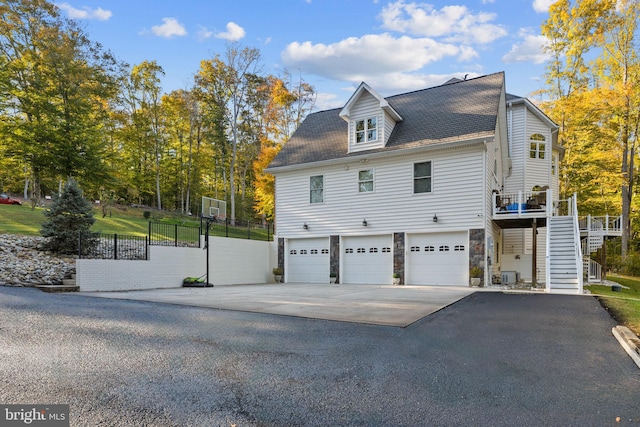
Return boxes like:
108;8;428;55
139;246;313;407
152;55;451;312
0;203;271;240
586;276;640;337
0;203;151;235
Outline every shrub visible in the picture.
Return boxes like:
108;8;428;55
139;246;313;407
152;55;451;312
40;179;96;254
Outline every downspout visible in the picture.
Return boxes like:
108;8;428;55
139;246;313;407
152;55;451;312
483;140;488;286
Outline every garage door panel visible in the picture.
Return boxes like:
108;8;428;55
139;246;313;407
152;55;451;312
342;235;393;284
287;238;329;283
407;232;468;286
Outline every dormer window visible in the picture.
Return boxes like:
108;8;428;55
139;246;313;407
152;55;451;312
356;117;377;143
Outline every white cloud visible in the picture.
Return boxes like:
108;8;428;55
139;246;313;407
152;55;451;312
151;18;187;38
283;34;459;80
215;22;246;41
197;25;214;41
502;30;551;64
282;33;481;94
56;3;112;20
532;0;555;13
379;1;506;44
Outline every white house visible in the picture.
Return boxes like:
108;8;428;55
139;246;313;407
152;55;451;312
266;72;584;292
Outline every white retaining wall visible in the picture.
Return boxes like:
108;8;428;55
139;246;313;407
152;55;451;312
77;237;278;292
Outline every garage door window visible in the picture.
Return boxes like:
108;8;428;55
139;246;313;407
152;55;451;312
439;245;449;252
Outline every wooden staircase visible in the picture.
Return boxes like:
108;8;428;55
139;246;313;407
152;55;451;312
547;216;582;293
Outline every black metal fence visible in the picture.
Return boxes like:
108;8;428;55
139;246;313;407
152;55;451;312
79;233;148;260
149;222;201;247
200;217;274;241
79;219;272;259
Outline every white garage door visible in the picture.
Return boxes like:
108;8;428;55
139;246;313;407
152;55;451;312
342;235;393;284
287;238;329;283
407;232;468;286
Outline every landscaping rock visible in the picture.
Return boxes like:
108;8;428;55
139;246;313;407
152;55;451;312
0;234;75;287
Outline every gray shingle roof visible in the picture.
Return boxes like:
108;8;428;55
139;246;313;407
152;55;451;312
268;72;505;169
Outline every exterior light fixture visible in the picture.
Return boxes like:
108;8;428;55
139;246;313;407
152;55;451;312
303;223;308;230
433;214;438;223
362;219;368;227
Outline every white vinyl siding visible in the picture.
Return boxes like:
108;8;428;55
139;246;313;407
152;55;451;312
273;145;485;237
505;103;525;194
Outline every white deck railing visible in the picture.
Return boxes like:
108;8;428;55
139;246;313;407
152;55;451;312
493;189;554;218
578;215;623;237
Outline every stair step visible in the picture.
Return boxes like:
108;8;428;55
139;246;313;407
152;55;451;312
62;278;76;286
549;283;580;289
35;284;79;293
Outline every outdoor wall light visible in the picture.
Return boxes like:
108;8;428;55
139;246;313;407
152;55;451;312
303;223;308;230
362;219;368;227
433;214;438;223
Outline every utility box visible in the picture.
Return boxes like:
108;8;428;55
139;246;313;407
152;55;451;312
501;271;520;285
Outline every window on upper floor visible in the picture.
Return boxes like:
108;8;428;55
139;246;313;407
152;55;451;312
358;169;374;193
413;161;432;194
355;117;377;143
310;175;323;203
529;134;546;159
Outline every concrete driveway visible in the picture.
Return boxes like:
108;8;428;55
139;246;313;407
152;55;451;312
78;283;475;327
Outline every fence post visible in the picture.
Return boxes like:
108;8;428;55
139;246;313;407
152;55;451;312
174;224;178;247
114;234;118;260
145;236;149;260
225;219;229;238
247;221;251;240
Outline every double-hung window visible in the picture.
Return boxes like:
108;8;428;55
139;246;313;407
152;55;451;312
310;175;323;203
358;169;374;193
529;134;546;159
355;117;377;143
413;161;432;194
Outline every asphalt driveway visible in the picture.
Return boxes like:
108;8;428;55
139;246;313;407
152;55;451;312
1;286;639;426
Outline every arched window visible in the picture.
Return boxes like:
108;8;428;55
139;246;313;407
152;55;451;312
529;133;546;159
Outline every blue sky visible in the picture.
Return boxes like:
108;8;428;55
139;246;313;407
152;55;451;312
57;0;557;111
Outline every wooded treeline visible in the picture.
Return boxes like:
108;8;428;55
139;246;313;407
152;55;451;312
0;0;315;221
540;0;640;264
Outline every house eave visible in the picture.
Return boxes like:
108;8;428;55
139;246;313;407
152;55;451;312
339;82;403;122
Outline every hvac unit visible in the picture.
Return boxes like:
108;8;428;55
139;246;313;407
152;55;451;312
501;271;520;285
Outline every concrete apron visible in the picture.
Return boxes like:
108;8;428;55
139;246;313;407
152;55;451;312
77;283;476;327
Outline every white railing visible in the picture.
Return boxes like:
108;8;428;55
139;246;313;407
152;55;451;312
584;257;602;283
571;193;584;292
493;189;553;217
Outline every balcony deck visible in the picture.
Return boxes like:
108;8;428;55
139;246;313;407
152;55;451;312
492;190;552;229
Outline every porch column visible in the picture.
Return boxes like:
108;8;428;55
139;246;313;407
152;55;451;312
532;219;537;287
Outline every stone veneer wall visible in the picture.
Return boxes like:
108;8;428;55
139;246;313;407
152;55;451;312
330;235;340;283
469;229;486;286
393;232;405;285
277;238;285;272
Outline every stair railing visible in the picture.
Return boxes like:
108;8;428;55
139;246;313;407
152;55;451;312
571;193;584;292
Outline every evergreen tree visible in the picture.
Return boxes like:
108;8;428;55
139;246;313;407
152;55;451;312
41;179;96;254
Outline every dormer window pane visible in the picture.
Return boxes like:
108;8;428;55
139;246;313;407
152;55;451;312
355;117;378;143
